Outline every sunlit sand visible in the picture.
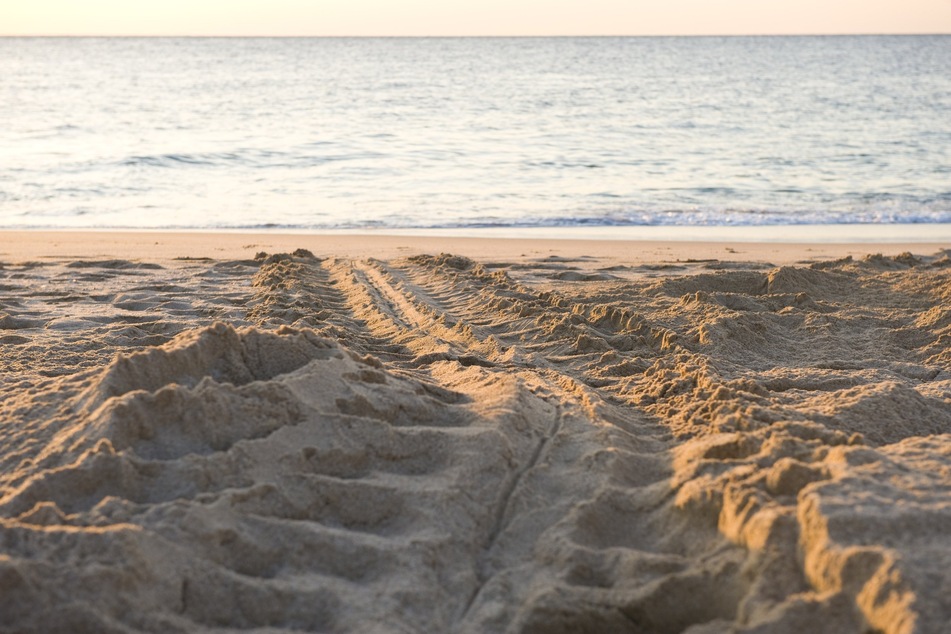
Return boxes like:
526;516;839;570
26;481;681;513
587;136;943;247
1;233;949;632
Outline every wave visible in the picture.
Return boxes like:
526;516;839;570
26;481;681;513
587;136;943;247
121;153;236;168
5;208;951;232
226;205;951;230
118;148;386;170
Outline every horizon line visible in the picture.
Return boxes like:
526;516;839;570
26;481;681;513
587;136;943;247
1;32;949;38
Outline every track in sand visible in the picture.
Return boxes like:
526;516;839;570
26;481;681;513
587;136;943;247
1;249;950;633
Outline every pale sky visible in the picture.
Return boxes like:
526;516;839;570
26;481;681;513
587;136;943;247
3;0;950;36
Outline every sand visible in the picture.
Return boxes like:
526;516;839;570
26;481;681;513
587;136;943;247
1;232;950;633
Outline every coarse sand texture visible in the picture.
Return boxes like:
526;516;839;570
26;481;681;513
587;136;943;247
0;247;950;633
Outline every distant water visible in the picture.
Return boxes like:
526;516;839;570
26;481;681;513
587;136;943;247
1;36;949;231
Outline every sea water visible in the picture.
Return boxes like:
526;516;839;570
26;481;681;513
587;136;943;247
1;36;949;232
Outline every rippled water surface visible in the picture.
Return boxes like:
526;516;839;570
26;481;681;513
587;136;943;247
1;36;949;229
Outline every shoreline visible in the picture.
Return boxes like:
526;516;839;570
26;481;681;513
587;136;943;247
2;229;949;266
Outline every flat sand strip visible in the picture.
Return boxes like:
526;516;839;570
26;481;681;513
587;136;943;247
0;236;949;633
2;229;948;265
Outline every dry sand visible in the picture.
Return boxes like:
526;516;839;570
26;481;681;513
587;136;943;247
1;232;950;633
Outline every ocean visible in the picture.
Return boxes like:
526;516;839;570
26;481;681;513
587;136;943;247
1;36;949;233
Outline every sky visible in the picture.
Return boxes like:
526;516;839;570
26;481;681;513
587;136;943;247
3;0;951;36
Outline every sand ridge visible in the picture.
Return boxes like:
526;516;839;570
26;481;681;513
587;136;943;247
1;246;950;632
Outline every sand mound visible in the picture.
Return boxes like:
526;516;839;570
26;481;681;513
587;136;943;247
0;249;949;633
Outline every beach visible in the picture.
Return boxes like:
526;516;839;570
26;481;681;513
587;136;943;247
1;231;950;633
